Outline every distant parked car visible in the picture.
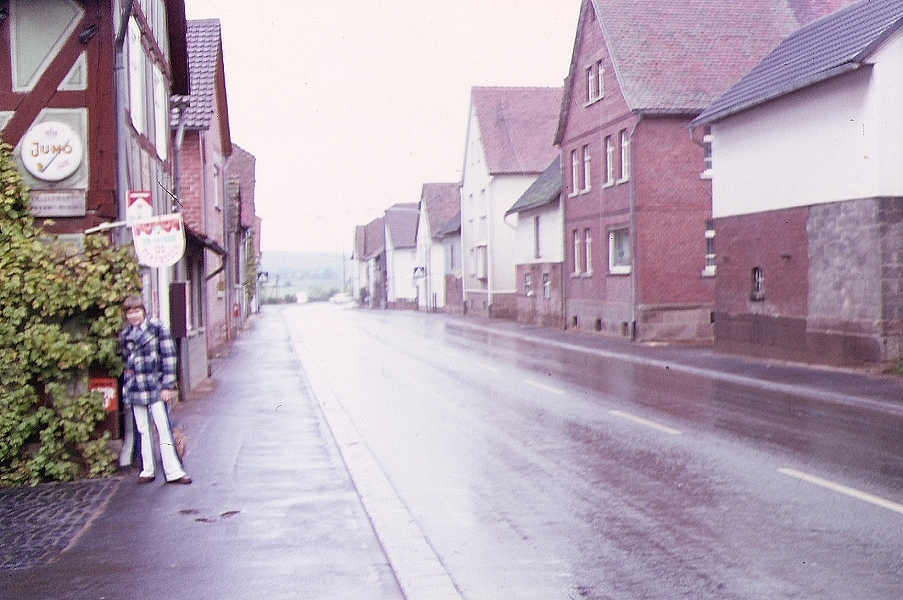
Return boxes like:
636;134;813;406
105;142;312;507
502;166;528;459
329;292;354;306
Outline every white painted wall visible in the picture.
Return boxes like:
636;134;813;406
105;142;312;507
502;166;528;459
386;228;417;302
511;201;564;265
712;30;903;218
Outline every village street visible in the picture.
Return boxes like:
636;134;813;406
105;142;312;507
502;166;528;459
286;303;903;599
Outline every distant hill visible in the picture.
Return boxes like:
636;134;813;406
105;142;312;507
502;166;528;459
259;251;351;301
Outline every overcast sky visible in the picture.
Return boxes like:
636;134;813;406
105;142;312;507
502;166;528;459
183;1;580;255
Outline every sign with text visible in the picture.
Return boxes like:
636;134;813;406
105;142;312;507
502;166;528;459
29;189;86;217
127;190;153;222
131;213;185;268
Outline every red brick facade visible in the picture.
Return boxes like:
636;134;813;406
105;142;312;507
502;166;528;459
559;5;714;342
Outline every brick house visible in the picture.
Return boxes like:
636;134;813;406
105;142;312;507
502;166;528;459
506;156;565;328
0;0;188;323
173;17;233;381
414;182;460;312
461;86;562;320
556;0;857;342
225;143;260;324
691;0;903;366
384;202;420;309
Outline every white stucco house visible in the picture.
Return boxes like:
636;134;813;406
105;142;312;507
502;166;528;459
505;156;565;327
384;203;420;309
691;0;903;365
460;86;563;319
414;183;461;312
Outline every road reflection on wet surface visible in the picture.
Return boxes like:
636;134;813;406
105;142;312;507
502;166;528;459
288;305;903;599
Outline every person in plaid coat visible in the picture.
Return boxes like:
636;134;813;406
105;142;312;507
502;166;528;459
120;295;191;484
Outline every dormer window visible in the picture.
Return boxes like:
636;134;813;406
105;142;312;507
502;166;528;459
586;59;604;104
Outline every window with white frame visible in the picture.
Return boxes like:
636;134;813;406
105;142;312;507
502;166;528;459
619;129;631;182
570;149;580;196
605;135;615;185
703;220;716;277
586;59;605;103
583;228;593;275
542;273;551;299
609;227;630;274
572;229;581;276
475;245;488;280
701;127;713;179
524;272;533;296
127;18;146;135
751;267;765;301
582;144;591;192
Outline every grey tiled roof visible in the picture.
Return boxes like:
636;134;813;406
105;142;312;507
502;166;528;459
177;19;222;130
435;211;461;238
506;156;561;216
693;0;903;126
384;203;420;250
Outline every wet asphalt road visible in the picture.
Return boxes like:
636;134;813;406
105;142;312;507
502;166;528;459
285;304;903;599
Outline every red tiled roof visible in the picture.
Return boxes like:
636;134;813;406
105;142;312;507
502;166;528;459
420;183;461;241
572;0;859;114
362;217;385;260
471;87;562;175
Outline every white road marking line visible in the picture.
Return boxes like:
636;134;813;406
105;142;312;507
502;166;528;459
778;468;903;516
525;379;566;396
609;410;683;435
475;363;500;373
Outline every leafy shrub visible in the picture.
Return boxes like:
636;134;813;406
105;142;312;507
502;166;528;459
0;139;141;486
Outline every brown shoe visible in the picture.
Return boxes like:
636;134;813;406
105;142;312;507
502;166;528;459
166;475;192;485
137;475;155;484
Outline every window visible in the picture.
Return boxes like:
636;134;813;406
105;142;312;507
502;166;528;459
609;227;630;274
582;145;591;191
605;135;615;185
751;267;765;301
572;229;581;276
542;273;551;299
586;59;605;103
524;272;533;296
583;228;593;275
127;18;146;135
619;129;631;182
701;127;713;179
570;149;579;196
703;220;716;277
533;215;541;259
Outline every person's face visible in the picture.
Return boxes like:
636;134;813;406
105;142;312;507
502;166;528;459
126;307;146;327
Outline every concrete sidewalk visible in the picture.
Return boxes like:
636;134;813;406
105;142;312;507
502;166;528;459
0;308;404;600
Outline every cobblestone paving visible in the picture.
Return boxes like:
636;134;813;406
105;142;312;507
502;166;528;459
0;477;120;570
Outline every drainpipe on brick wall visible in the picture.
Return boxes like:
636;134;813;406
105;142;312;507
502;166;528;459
628;117;641;341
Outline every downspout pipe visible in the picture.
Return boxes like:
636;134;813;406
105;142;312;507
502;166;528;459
114;0;134;247
628;117;641;341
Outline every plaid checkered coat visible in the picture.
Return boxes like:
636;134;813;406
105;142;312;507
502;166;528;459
120;319;178;406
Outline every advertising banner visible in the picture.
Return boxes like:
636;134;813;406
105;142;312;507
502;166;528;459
131;213;185;268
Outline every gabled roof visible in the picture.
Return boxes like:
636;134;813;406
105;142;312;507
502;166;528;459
692;0;903;126
384;203;420;250
361;217;385;260
557;0;859;141
178;19;232;153
420;183;461;241
506;156;562;216
435;211;461;239
471;87;562;176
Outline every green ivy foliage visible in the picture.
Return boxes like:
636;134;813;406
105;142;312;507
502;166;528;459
0;140;141;486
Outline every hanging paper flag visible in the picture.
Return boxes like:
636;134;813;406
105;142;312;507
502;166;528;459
131;213;185;268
